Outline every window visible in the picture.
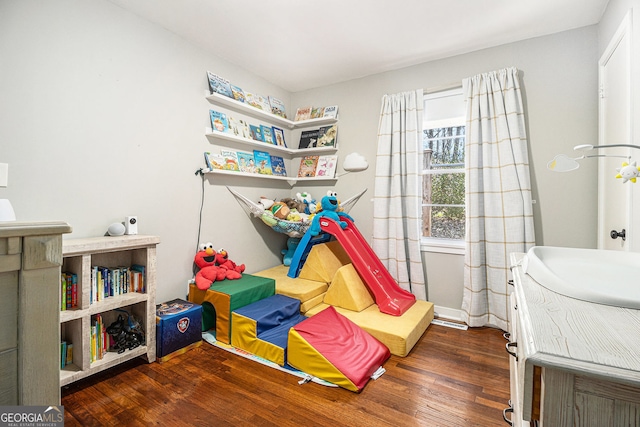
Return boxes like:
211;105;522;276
422;88;465;253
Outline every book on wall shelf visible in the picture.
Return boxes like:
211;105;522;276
256;95;272;113
220;150;240;171
323;105;338;119
317;124;338;148
249;125;264;142
261;125;274;144
315;155;338;178
310;106;324;119
245;93;262;110
270;155;287;176
269;96;287;118
204;152;225;170
253;150;273;175
236;151;256;173
294;106;312;121
298;156;319;177
272;126;286;147
207;71;233;98
299;129;320;149
228;116;251;139
209;109;229;133
230;85;246;103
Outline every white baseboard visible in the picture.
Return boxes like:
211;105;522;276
433;305;464;322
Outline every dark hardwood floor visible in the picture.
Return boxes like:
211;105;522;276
61;324;510;426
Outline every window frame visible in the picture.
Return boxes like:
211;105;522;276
421;90;466;255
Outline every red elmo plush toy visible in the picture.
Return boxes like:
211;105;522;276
193;243;242;290
215;248;245;274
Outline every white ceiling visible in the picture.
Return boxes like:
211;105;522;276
107;0;609;92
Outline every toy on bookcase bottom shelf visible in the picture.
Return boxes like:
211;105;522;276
106;309;145;354
227;186;367;238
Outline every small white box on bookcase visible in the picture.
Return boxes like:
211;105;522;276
125;216;138;235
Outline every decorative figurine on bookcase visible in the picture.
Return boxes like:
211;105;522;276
193;243;242;290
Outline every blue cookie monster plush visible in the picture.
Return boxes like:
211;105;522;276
308;191;354;236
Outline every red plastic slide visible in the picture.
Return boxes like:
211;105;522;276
319;216;416;316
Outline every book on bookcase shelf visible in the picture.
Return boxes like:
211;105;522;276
299;129;320;149
298;156;319;177
236;151;256;173
89;265;146;304
60;342;73;368
61;272;78;310
209;109;229;133
207;71;233;98
270;155;287;176
295;106;312;121
220;150;240;171
315;155;338;178
245;93;262;110
253;150;273;175
256;95;272;113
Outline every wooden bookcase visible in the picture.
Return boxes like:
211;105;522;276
59;235;159;386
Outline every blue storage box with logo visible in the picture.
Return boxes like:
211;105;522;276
156;299;202;363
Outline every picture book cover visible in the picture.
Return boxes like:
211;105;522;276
269;96;287;118
295;106;312;121
250;124;264;141
227;116;245;138
204;152;225;170
220;150;239;171
236;151;256;173
299;129;320;149
270;155;287;176
310;106;325;119
298;156;319;177
315;155;338;178
272;126;286;147
253;150;273;175
256;95;272;113
245;92;262;110
230;84;246;103
207;71;233;98
317;124;338;148
322;105;339;119
261;125;274;144
209;109;229;133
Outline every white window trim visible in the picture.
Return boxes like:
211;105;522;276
421;237;465;255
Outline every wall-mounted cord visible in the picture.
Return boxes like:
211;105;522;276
194;168;206;276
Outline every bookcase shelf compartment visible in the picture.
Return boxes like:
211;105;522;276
204;168;338;187
59;235;159;387
206;92;337;129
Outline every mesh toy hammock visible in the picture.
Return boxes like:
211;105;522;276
227;186;367;238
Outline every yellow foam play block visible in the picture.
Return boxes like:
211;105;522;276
299;241;351;283
300;293;325;314
323;264;374;312
305;300;434;357
254;265;328;302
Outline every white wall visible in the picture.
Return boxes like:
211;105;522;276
292;27;600;310
0;0;601;311
0;0;291;303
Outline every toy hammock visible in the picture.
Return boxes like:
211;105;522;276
227;186;367;238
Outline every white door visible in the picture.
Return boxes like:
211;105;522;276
598;13;632;251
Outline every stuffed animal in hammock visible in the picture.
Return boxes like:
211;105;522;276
308;191;354;236
193;243;241;290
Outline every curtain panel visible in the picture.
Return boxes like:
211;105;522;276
461;67;535;330
373;89;427;301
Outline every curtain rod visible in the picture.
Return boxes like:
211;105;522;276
423;81;462;95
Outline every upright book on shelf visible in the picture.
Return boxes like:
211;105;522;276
204;152;225;170
298;156;319;177
253;150;273;175
220;150;239;171
295;106;312;121
269;96;287;118
270;155;287;176
236;151;256;173
315;155;338;178
209;109;229;133
230;84;246;103
323;105;339;119
206;71;233;98
299;129;320;149
317;124;338;147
